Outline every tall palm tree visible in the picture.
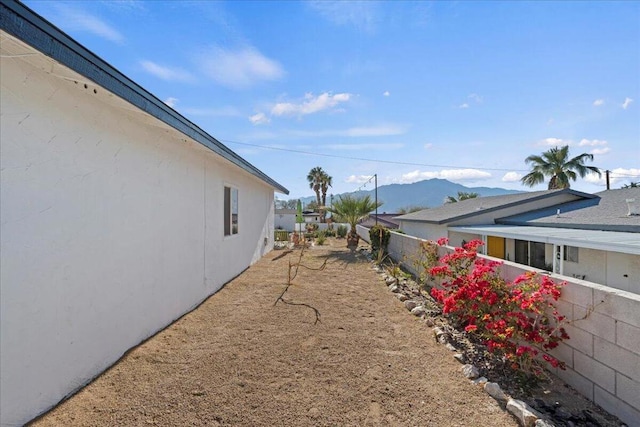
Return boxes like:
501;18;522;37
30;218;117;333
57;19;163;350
306;167;324;207
521;145;601;190
307;167;332;222
320;172;332;210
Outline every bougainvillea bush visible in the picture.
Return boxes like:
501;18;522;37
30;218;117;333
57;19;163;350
427;238;569;378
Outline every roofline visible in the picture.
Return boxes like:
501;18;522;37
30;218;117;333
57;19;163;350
397;189;597;224
496;219;640;233
449;225;640;255
0;0;289;195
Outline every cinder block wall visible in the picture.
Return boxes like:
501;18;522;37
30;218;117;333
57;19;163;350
356;226;640;426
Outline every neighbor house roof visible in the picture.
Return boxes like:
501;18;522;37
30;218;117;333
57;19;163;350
0;1;288;195
449;224;640;255
395;189;596;224
497;188;640;232
360;213;401;229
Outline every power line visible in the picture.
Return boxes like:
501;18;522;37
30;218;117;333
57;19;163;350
221;139;529;172
222;138;639;179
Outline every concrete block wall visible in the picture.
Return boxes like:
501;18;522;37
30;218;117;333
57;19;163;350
358;226;640;426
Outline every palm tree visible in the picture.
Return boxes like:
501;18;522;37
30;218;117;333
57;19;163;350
327;194;381;247
307;167;332;222
521;145;601;190
445;192;479;203
307;166;324;207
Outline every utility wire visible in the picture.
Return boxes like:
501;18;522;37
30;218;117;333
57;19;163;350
222;139;640;179
221;139;529;172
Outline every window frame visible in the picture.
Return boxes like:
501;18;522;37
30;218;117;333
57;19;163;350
224;185;239;237
563;245;579;263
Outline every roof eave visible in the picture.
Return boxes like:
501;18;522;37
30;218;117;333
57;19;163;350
0;0;289;195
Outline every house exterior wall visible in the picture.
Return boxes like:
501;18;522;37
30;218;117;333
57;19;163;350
398;221;447;241
275;212;296;231
450;231;640;294
369;228;640;426
1;51;275;426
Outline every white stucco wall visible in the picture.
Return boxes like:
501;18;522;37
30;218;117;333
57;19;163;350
275;212;296;231
398;221;447;241
1;43;276;426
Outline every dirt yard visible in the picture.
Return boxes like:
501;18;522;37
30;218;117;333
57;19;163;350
31;239;522;426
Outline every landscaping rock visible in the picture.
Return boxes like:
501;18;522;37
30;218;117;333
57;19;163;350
389;285;400;293
424;318;435;327
445;343;457;351
395;293;409;302
404;300;418;311
461;364;480;379
507;399;541;427
410;306;426;317
484;382;508;402
534;419;556;427
385;277;398;286
472;377;488;386
453;353;465;363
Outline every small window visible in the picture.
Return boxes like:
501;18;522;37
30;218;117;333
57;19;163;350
224;186;238;236
564;246;578;263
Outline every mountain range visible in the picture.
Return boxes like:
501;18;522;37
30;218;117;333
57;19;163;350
293;179;524;212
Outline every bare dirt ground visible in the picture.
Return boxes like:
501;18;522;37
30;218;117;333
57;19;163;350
30;239;519;426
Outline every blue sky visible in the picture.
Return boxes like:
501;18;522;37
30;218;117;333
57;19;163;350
24;0;640;199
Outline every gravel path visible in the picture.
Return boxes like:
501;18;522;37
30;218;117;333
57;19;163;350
31;239;517;426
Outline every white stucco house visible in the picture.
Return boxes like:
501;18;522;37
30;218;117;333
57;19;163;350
396;188;640;293
0;2;288;426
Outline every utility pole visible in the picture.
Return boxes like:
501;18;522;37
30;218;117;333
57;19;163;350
606;170;610;190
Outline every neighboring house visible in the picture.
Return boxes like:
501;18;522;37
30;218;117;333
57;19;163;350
275;208;297;231
396;188;640;293
0;3;288;426
360;213;401;229
303;210;322;223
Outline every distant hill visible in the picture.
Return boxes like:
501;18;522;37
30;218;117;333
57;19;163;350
295;178;524;212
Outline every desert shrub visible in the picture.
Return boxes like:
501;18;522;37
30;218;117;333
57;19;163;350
316;231;326;245
369;225;390;257
336;225;348;238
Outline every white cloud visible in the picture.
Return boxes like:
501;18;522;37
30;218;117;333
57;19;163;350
308;1;379;32
398;169;491;184
200;46;284;89
468;93;483;103
249;112;270;125
622;97;634;109
578;138;608;147
458;103;469;109
140;60;195;82
271;92;352;117
164;97;178;108
593;99;604;106
584;168;640;186
539;137;567;146
346;175;375;184
383;91;390;97
590;147;611;155
56;5;124;43
502;172;523;182
286;124;406;138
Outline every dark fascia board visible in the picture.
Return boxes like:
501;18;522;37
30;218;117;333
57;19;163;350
1;1;289;195
495;220;640;233
398;189;597;224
